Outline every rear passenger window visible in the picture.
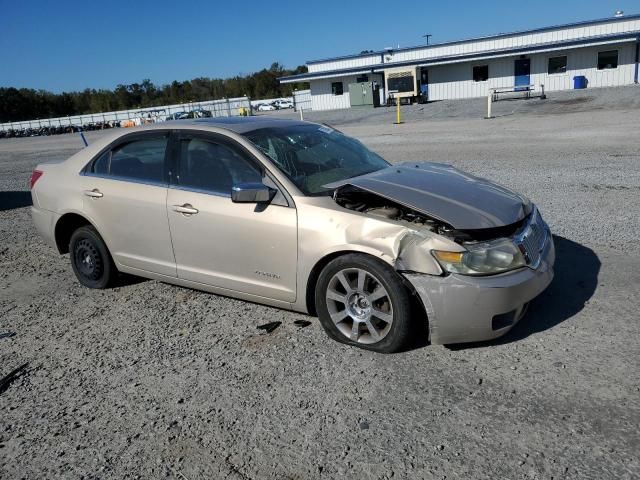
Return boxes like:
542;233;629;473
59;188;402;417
176;138;262;195
92;151;110;175
109;137;167;183
88;136;168;183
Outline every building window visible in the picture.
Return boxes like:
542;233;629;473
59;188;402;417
473;65;489;82
356;75;369;83
548;56;567;74
331;82;344;95
597;50;618;70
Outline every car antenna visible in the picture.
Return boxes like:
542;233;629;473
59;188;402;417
79;131;88;147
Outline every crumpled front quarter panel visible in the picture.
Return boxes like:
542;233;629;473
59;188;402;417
293;196;455;312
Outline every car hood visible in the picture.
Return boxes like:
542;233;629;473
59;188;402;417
324;162;530;230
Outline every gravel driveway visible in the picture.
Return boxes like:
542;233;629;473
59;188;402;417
1;87;639;479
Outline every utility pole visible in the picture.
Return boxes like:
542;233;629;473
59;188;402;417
422;34;432;45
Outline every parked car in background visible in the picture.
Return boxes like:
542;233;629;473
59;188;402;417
165;110;212;120
274;100;294;109
187;109;213;119
166;112;189;121
257;103;276;111
30;117;554;353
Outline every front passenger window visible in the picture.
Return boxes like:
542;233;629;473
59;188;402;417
177;139;263;195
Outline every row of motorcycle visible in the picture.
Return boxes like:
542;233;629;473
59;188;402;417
0;121;119;139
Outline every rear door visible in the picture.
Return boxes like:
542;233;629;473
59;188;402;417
514;58;531;91
166;132;297;302
80;131;176;277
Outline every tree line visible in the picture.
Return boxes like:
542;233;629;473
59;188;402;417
0;63;308;123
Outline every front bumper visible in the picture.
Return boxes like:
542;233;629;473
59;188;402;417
403;234;555;345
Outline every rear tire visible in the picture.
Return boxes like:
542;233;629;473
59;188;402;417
315;253;413;353
69;226;117;289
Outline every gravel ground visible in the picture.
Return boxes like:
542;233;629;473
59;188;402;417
1;86;639;479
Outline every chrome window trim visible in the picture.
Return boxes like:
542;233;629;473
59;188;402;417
169;184;232;199
168;180;292;208
80;171;169;188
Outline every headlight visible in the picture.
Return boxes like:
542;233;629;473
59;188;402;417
432;238;526;276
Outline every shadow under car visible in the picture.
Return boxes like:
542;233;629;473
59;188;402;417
0;191;32;211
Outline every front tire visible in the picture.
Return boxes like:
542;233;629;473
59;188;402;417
315;254;413;353
69;226;117;289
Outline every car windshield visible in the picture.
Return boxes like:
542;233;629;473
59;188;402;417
243;124;389;195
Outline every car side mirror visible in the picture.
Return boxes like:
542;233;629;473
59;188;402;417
231;183;276;203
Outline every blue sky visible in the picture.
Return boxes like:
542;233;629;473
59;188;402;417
0;0;637;92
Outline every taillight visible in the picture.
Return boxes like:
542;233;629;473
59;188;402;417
29;170;43;189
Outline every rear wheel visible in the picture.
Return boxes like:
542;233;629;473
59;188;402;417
315;254;413;353
69;226;117;289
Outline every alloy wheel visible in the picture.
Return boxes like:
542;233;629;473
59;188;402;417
325;267;394;344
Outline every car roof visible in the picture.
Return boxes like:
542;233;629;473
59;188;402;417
165;116;310;134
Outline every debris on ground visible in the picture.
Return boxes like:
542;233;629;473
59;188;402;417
257;321;282;333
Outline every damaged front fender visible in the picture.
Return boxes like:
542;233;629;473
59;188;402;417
301;197;462;275
396;231;465;274
293;195;463;313
343;213;463;275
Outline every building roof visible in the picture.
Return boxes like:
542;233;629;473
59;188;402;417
279;14;640;84
280;31;639;83
306;13;640;65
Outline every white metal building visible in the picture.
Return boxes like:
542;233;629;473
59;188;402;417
279;13;640;111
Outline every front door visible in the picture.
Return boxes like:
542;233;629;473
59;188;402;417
80;132;176;277
166;133;297;303
514;58;531;91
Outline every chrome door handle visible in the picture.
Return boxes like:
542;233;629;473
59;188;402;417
84;189;103;198
172;204;199;215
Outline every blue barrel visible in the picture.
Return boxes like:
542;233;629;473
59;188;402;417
573;76;587;89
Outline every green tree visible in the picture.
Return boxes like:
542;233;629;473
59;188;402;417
0;64;309;122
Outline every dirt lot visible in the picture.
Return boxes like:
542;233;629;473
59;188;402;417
1;86;639;479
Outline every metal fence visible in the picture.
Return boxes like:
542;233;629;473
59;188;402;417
292;89;312;112
0;96;252;132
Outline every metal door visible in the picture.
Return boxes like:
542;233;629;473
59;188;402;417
514;59;531;91
361;83;374;105
349;83;364;106
166;134;298;302
166;189;298;302
80;132;176;277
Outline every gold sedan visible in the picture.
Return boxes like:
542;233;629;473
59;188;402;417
30;118;554;352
